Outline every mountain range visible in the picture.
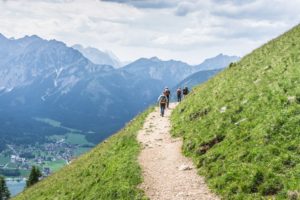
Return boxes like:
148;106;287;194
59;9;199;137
174;69;223;91
0;33;239;151
72;44;122;68
195;53;239;70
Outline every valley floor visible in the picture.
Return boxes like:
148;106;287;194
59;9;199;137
137;103;219;200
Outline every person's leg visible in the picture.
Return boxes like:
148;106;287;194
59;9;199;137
161;104;165;116
167;96;170;108
160;104;163;116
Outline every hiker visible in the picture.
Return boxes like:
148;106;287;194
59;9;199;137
176;87;182;102
157;92;168;117
164;87;171;108
182;86;189;98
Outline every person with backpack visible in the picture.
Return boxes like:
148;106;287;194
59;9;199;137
157;91;168;117
176;87;182;102
164;87;171;108
183;86;189;98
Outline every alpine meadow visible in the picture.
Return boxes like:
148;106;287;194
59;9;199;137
171;24;300;199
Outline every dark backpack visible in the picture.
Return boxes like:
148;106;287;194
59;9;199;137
177;89;181;95
165;89;170;96
160;96;167;104
183;88;188;95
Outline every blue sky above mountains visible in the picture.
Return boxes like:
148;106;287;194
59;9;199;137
0;0;299;64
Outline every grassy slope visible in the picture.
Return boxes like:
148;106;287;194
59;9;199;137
171;25;300;199
14;108;153;200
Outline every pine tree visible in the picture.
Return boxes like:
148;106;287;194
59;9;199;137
26;166;42;188
0;176;10;200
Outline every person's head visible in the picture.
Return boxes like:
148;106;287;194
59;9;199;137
178;87;181;90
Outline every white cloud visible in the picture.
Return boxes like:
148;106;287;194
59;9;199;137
0;0;299;64
101;0;179;9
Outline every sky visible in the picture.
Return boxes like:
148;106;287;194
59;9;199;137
0;0;300;64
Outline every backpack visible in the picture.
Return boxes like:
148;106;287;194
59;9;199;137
183;88;188;95
160;96;167;104
165;89;170;96
177;89;181;95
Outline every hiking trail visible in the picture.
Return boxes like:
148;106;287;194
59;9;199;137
137;103;219;200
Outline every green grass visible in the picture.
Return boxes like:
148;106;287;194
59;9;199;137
7;163;17;168
19;169;30;177
0;155;10;165
74;147;92;156
47;134;65;141
171;24;300;199
65;133;92;145
34;117;82;133
44;159;66;172
14;107;153;200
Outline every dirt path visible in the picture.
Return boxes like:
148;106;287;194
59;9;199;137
137;103;219;200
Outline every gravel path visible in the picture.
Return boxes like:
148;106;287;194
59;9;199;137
137;103;220;200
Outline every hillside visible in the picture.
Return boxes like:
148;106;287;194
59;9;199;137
13;107;153;200
171;25;300;199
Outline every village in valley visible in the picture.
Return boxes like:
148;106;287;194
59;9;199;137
0;133;94;179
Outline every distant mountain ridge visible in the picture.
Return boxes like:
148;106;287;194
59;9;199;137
195;53;240;70
121;56;194;87
122;55;239;89
72;44;122;68
174;69;222;91
0;35;112;93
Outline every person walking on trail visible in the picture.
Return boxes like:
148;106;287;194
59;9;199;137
183;86;189;98
176;87;182;102
157;92;168;117
164;87;171;108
